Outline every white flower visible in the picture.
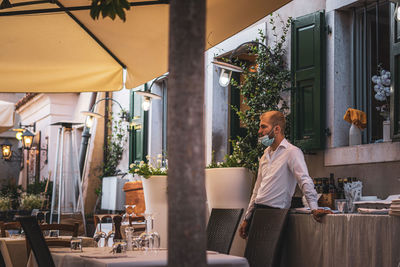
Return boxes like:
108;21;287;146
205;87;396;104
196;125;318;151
237;159;241;163
140;161;145;165
145;155;150;160
129;163;134;169
134;168;139;172
157;154;162;159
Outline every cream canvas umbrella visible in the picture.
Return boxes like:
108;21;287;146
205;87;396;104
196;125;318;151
0;100;14;133
0;0;291;92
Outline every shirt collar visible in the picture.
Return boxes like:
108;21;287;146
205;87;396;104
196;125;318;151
264;138;289;154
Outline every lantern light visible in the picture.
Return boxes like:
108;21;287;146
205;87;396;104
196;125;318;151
1;139;12;160
21;129;35;150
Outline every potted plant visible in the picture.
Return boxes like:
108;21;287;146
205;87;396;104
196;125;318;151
206;140;252;214
129;154;168;248
207;18;290;211
207;18;291;256
98;112;128;211
19;193;44;215
0;196;11;220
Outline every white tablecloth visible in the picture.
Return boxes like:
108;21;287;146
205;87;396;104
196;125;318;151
280;214;400;267
0;237;27;267
28;247;249;267
1;236;93;267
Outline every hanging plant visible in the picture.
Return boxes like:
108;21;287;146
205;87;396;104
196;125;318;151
95;111;128;196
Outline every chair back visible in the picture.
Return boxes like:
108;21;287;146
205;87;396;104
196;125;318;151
17;216;55;267
244;208;288;267
0;221;21;237
40;223;79;237
46;240;71;247
206;208;243;254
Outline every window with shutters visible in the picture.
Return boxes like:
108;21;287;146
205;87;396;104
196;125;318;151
129;86;148;164
353;1;391;143
291;11;326;151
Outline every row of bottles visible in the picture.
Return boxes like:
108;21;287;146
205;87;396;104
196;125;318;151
313;174;358;196
312;174;359;208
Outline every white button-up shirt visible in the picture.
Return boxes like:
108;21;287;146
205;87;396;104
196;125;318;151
245;138;318;220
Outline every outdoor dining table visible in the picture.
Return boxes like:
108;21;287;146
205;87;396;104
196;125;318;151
0;236;93;267
280;213;400;267
27;247;250;267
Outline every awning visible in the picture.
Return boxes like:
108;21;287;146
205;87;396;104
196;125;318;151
0;100;14;133
0;0;291;92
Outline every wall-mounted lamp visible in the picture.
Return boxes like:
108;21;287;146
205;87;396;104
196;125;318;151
134;74;167;111
212;41;267;87
21;129;35;150
81;98;129;129
1;139;12;160
13;128;24;141
81;111;103;128
135;91;162;111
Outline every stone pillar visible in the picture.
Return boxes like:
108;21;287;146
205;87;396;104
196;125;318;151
168;0;207;266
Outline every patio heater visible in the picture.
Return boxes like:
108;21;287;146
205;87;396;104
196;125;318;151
50;121;86;235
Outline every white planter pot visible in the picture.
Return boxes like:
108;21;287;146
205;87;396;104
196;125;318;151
101;176;128;211
141;175;168;248
205;167;252;212
205;167;253;256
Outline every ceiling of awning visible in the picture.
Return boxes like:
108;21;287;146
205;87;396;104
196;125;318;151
0;0;291;92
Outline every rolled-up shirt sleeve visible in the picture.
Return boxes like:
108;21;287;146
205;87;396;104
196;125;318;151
288;148;319;210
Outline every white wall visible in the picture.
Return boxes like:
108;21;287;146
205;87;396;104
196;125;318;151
16;93;81;182
113;89;131;174
205;19;267;163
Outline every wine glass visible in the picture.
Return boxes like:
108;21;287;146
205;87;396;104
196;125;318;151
93;214;107;248
106;214;115;247
138;212;160;250
122;205;136;225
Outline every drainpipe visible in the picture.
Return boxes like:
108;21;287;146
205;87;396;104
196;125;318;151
103;92;109;174
78;92;97;179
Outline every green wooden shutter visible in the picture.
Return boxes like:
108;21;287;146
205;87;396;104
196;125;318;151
230;72;246;145
129;87;148;164
291;11;326;151
390;4;400;140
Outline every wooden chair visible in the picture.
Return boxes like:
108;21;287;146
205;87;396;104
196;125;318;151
244;208;289;267
17;216;55;267
45;240;71;247
40;223;79;237
0;221;21;237
24;223;80;256
206;208;243;254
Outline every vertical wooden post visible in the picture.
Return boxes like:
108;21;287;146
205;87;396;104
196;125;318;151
168;0;206;266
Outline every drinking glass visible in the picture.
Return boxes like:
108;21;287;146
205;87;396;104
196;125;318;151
112;239;127;254
70;237;82;252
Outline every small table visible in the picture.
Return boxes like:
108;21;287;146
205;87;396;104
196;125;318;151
27;247;249;267
0;236;93;267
